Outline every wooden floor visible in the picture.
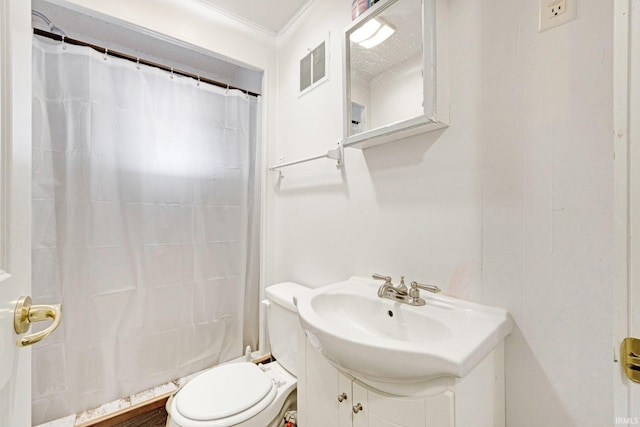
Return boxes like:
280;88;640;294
86;398;169;427
110;407;167;427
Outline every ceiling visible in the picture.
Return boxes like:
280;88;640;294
196;0;311;33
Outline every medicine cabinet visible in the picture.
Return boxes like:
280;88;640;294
343;0;449;149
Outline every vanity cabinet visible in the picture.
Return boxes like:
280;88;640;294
297;325;505;427
298;334;453;427
343;378;454;427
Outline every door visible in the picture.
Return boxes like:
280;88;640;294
629;0;640;416
303;338;343;426
0;0;34;426
616;0;640;420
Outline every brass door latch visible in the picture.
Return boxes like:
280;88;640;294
14;296;62;347
621;337;640;383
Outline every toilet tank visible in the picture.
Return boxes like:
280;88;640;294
265;282;308;376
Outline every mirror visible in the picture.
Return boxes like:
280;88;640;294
344;0;448;149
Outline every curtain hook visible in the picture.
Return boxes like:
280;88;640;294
225;84;229;94
197;75;200;86
61;35;66;50
136;57;140;70
103;48;108;61
170;67;174;79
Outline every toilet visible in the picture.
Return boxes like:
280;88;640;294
166;282;308;427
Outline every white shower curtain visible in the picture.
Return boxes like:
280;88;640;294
31;36;261;424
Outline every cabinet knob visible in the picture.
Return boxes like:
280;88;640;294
352;403;363;413
338;392;347;402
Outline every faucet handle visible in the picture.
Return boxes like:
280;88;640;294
372;273;392;283
410;281;441;294
406;281;441;306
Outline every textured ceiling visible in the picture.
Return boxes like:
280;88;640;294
196;0;310;32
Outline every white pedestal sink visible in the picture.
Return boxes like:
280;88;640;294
294;276;513;384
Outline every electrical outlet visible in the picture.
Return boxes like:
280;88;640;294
539;0;576;32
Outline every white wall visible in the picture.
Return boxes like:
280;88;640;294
267;0;482;298
273;0;484;298
273;1;613;427
481;0;613;425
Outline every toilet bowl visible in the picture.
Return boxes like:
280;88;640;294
166;282;308;427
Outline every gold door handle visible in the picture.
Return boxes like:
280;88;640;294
13;296;62;347
622;337;640;383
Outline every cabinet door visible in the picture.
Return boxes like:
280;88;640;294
368;414;406;427
351;395;407;427
304;342;342;427
351;381;369;427
425;391;454;427
338;373;354;427
363;382;427;426
301;342;453;427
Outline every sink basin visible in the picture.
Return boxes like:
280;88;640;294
294;276;513;383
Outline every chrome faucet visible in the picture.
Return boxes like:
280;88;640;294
373;274;440;306
373;273;408;298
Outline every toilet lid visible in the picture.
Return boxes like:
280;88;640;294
175;363;274;421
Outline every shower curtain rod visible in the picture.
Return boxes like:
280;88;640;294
33;28;261;98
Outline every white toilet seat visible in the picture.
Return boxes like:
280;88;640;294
176;363;276;423
168;361;295;427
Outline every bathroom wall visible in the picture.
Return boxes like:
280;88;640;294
273;0;484;297
273;1;613;426
481;0;613;425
